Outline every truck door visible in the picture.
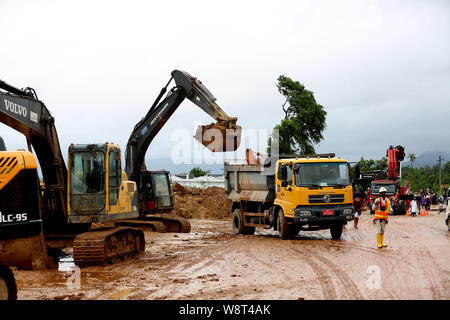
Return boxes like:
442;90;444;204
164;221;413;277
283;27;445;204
276;163;294;216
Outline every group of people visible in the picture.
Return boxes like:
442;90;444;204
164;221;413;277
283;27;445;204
409;190;433;216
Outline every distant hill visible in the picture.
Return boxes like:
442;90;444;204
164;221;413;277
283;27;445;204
403;151;450;168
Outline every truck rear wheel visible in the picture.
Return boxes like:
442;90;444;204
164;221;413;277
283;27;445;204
232;209;254;235
330;223;343;240
0;264;17;300
277;211;290;240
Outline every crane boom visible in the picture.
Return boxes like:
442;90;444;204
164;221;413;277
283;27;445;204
387;145;405;181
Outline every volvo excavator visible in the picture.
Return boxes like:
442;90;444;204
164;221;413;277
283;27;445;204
0;80;146;268
0;71;241;269
120;70;241;232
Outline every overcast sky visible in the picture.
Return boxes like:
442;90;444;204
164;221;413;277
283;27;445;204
1;0;449;170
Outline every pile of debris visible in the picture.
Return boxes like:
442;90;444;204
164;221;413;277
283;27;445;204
171;182;232;220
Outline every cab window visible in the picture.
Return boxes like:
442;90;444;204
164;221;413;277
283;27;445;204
108;149;121;205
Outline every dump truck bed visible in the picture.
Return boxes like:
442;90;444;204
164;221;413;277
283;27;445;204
224;162;276;204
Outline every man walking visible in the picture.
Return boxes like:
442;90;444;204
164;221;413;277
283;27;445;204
353;197;362;229
410;195;418;217
372;187;392;249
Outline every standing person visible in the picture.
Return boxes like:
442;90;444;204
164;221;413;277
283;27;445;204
353;197;362;229
372;187;392;249
421;194;426;214
410;195;418;217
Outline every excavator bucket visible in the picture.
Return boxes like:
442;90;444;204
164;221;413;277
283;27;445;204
194;120;241;152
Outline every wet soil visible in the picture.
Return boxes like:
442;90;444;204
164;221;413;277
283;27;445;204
13;208;450;300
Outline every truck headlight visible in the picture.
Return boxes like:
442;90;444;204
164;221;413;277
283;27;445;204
299;210;312;216
343;208;353;215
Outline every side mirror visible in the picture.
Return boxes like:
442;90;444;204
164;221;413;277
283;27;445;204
281;180;288;188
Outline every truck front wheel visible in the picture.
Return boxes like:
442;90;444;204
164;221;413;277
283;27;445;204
330;223;343;240
277;211;290;240
232;209;254;235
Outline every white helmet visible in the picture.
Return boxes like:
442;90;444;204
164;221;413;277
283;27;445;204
379;187;387;193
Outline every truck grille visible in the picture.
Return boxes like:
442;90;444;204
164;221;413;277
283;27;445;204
309;194;345;203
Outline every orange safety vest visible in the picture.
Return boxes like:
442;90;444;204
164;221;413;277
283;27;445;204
374;197;390;220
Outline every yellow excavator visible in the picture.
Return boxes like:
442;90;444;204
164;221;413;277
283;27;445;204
0;71;241;269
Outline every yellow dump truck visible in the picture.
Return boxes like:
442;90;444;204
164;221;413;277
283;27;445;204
224;154;355;239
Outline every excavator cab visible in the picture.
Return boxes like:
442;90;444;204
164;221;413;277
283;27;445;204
137;171;173;216
67;143;139;224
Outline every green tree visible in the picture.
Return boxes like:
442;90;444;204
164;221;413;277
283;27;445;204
407;153;416;168
357;157;388;172
189;167;210;178
267;75;327;155
401;161;450;193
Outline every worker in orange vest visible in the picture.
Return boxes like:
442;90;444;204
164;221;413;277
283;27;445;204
372;187;392;249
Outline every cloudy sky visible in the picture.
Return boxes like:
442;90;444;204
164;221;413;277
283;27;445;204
1;0;449;171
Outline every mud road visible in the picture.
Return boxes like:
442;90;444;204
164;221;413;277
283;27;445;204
13;209;450;300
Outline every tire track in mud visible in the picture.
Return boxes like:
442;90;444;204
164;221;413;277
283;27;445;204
415;245;447;299
289;247;338;299
377;217;448;299
312;253;364;299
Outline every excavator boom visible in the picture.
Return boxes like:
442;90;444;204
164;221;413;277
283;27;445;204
0;81;67;228
126;70;241;180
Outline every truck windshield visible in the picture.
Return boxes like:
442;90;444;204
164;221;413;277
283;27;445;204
70;151;105;194
371;183;396;195
294;162;350;187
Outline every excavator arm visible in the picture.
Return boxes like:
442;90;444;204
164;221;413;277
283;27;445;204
125;70;241;180
0;80;67;224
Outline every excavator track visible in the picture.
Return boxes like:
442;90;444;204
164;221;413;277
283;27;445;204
142;214;191;233
73;227;144;267
116;215;191;233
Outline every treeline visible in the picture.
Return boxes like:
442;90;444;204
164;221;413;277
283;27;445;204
401;162;450;193
351;156;450;194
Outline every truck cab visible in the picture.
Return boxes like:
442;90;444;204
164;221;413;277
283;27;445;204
276;157;354;238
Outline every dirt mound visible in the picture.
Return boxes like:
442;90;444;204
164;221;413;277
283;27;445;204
171;183;232;220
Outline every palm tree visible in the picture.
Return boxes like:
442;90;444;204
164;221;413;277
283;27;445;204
407;153;416;168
